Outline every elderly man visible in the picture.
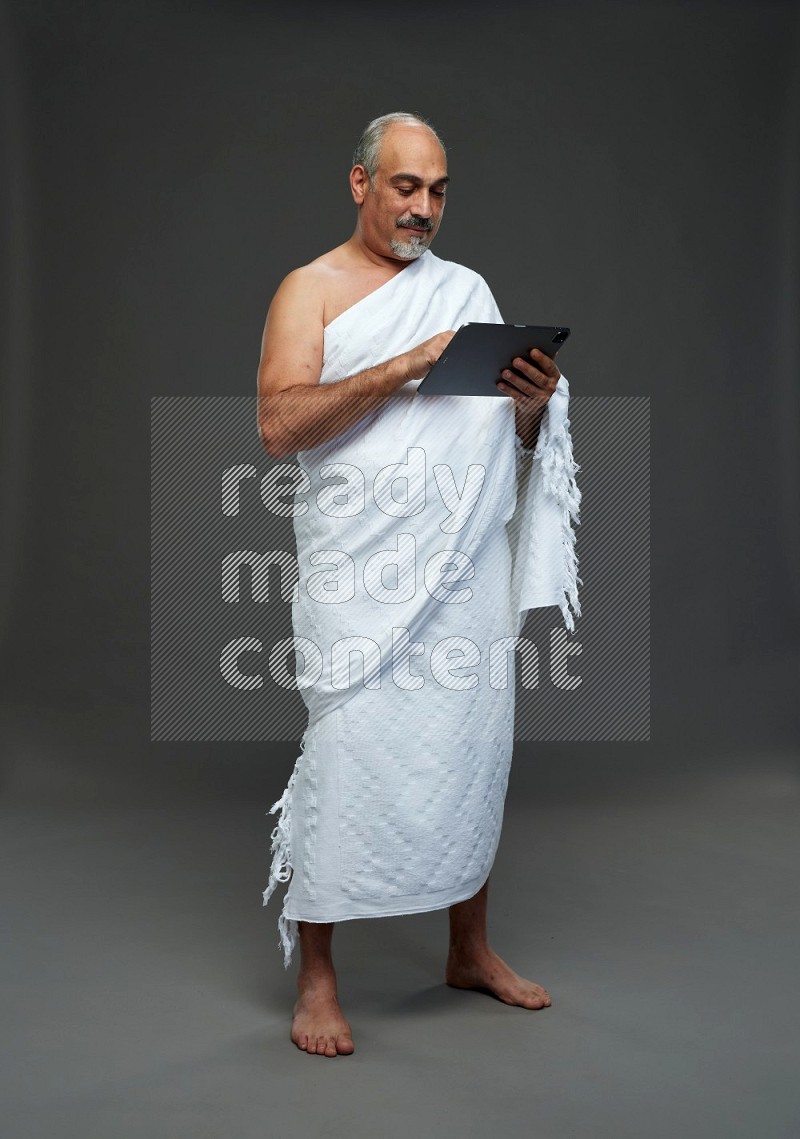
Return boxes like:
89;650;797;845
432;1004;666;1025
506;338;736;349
257;112;580;1057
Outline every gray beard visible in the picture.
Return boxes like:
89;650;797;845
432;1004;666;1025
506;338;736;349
390;233;430;259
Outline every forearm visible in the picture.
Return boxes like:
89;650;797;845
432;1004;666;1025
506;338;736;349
259;355;411;458
514;402;546;452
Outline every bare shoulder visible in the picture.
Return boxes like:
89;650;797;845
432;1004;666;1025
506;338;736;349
270;261;326;315
302;244;402;327
258;262;330;399
266;248;351;321
306;242;353;274
257;244;372;399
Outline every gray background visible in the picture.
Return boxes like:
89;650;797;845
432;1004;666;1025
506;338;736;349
1;1;798;1136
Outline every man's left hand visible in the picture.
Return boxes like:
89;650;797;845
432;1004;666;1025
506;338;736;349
495;347;560;411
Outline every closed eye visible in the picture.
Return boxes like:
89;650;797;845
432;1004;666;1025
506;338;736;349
398;188;446;197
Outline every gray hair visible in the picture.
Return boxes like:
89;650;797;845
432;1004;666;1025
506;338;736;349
352;112;446;188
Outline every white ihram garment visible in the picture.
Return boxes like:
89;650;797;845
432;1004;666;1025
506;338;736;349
263;250;581;967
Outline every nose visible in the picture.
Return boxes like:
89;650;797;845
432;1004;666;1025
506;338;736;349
410;189;433;219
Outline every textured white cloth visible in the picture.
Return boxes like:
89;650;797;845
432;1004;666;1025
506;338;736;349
262;250;581;966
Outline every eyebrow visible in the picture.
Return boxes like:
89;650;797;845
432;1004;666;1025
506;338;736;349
389;173;450;187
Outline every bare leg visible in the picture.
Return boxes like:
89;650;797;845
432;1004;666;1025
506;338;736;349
291;921;355;1056
445;875;552;1009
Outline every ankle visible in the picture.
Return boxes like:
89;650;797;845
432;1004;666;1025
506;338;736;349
296;965;338;995
447;938;490;961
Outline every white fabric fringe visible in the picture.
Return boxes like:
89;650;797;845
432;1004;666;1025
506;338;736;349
262;738;304;969
535;415;583;633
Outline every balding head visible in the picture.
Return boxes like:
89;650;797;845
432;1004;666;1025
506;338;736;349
353;112;446;189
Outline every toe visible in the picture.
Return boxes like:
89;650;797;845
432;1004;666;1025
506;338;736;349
297;1032;308;1050
324;1036;338;1057
531;985;551;1007
337;1034;355;1055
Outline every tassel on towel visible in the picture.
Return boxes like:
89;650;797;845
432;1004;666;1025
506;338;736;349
262;740;304;969
536;417;582;633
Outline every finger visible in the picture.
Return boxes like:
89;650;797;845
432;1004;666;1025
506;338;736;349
496;379;519;396
519;355;560;392
528;348;561;381
497;375;548;405
510;358;549;388
505;361;556;395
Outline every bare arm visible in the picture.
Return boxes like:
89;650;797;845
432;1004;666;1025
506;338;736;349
256;268;455;459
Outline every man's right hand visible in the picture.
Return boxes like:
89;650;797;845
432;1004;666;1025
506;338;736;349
258;266;460;457
403;330;458;382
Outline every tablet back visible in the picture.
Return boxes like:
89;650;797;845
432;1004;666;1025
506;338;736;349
417;323;570;397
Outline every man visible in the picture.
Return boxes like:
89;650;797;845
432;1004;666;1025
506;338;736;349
257;112;581;1057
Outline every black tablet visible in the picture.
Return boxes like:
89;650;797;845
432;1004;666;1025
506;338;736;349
416;323;570;397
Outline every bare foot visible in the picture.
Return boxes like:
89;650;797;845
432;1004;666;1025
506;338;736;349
291;985;355;1057
445;946;552;1009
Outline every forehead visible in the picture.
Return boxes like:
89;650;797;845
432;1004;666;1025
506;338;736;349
379;124;447;178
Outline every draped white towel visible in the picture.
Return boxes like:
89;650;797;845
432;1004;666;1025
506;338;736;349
262;250;581;967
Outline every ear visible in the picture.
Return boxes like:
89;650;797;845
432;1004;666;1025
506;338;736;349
350;164;370;205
